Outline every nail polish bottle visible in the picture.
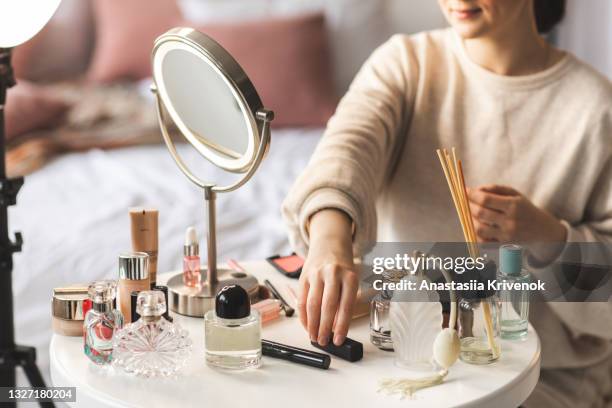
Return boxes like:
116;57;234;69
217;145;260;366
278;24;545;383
84;280;124;365
205;285;262;369
118;252;150;323
183;227;201;288
113;291;192;377
498;245;530;340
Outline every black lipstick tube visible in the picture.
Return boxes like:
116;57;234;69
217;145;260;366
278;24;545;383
262;339;331;370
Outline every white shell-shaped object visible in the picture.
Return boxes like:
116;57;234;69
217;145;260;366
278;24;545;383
390;276;443;368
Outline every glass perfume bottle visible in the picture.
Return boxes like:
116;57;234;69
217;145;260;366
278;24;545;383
183;226;201;287
370;269;407;350
498;244;530;340
113;291;192;377
205;285;261;369
84;280;124;365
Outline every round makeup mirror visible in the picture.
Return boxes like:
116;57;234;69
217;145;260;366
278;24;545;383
151;27;274;317
0;0;62;47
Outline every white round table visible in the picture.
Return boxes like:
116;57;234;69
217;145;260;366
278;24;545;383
50;261;541;408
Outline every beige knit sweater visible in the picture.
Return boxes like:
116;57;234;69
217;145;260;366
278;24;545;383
283;28;612;405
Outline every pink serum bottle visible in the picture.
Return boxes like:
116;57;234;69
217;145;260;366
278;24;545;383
183;227;201;288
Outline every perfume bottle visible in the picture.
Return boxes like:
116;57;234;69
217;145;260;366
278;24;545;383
84;280;124;365
183;226;201;288
498;245;530;340
113;291;192;377
370;269;407;350
205;285;262;369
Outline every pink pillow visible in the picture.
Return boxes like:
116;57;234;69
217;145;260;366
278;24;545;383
87;0;182;83
194;13;338;127
5;81;69;139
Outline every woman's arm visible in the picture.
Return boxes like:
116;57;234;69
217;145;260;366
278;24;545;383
282;36;416;345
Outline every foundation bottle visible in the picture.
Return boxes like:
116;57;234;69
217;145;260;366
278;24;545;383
118;252;150;323
129;208;159;287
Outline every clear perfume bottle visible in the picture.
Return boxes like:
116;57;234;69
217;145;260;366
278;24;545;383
498;244;530;340
183;226;201;288
84;280;124;365
370;269;407;350
205;285;261;369
112;291;192;377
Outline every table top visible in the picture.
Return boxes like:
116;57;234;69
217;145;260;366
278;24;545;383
50;261;541;408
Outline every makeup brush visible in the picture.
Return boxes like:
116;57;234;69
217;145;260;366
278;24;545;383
264;279;295;317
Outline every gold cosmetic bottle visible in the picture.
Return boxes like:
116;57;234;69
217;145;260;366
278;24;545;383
129;208;158;287
118;252;150;323
52;285;89;336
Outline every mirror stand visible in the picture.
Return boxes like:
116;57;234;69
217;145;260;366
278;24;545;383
153;86;274;316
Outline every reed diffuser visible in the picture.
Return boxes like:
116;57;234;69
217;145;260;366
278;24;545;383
436;148;499;361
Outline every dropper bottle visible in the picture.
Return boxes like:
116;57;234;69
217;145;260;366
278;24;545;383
183;226;201;288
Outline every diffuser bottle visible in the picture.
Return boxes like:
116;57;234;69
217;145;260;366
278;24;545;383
457;263;500;365
113;291;192;377
498;245;530;340
205;285;262;369
84;280;124;365
183;226;201;288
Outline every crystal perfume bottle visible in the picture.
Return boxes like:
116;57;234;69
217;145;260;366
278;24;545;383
370;269;407;350
205;285;262;369
183;226;201;288
498;245;530;340
84;280;124;365
113;291;192;377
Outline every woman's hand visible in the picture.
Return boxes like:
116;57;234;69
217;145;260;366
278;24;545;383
299;209;359;347
467;185;567;262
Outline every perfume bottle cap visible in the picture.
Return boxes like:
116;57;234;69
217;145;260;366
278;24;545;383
500;244;523;276
87;280;117;304
184;227;199;256
215;285;250;319
136;290;167;317
119;252;150;280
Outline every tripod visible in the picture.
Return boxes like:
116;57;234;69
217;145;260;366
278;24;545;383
0;48;55;408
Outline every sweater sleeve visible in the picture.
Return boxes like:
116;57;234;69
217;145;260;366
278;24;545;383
281;36;416;257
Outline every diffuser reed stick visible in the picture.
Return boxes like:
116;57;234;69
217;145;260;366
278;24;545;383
436;148;498;359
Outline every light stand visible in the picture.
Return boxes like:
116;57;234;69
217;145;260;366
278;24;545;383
0;48;54;408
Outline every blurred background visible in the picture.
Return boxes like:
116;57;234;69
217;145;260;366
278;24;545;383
6;0;610;386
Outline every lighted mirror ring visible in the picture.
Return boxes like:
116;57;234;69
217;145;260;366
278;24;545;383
151;27;274;193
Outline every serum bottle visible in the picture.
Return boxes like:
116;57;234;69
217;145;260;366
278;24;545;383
183;226;201;288
84;280;124;365
205;285;261;369
498;244;530;340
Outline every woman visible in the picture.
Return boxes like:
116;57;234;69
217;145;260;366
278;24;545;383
283;0;612;406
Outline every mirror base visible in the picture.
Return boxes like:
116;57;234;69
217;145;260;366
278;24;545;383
167;269;259;317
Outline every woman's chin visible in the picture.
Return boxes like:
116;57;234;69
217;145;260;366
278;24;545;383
450;22;490;39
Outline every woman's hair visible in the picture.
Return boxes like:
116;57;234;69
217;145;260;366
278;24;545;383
533;0;566;33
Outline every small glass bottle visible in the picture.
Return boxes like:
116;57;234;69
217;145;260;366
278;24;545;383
205;285;261;369
183;226;201;288
370;269;406;350
498;245;530;340
113;291;192;377
84;280;124;365
458;296;501;365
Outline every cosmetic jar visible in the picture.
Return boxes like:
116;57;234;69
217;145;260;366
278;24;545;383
118;252;150;323
51;285;89;336
205;285;262;370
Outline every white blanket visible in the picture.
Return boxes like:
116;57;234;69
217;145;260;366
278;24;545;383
11;128;322;383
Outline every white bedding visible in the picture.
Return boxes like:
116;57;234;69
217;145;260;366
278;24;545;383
11;127;322;384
